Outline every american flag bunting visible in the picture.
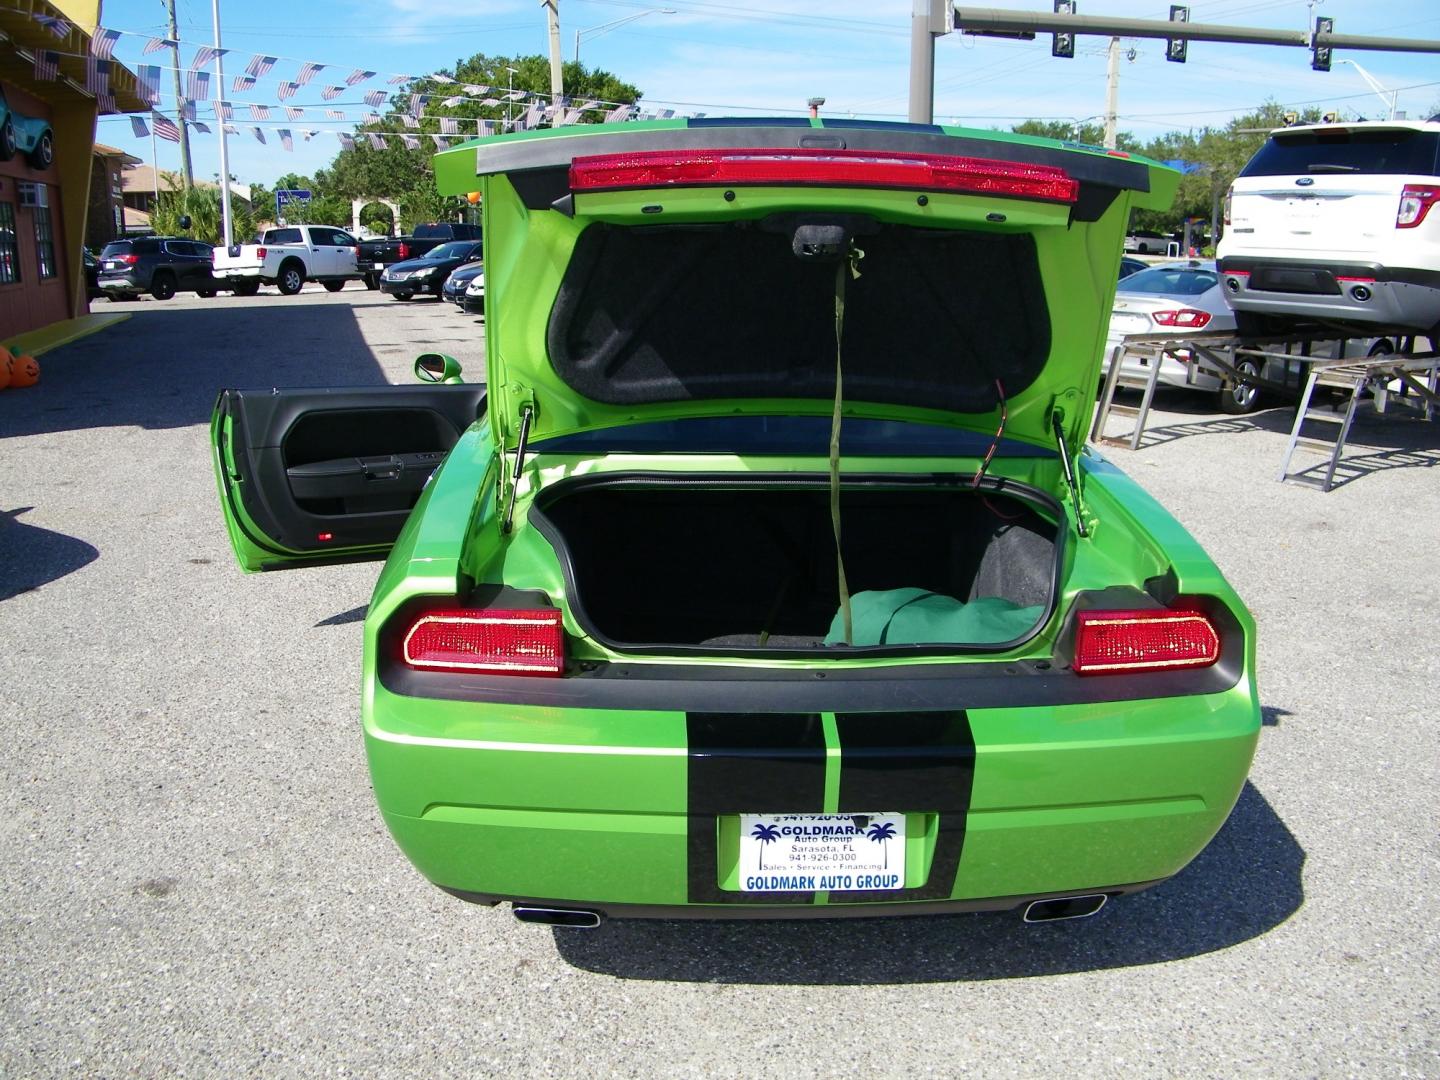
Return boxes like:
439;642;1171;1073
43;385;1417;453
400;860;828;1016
463;84;488;95
91;28;120;59
442;96;465;108
153;113;181;142
326;110;345;120
34;14;69;38
84;58;111;95
245;55;277;78
401;114;419;129
296;62;324;86
345;69;375;86
136;65;161;104
401;134;420;150
191;121;211;133
33;50;59;81
388;74;409;84
143;37;172;55
368;133;386;149
408;94;429;114
191;46;224;70
250;104;271;120
232;75;255;93
430;134;449;149
182;102;196;121
130;116;149;138
186;70;210;102
277;82;299;101
440;118;459;134
251;127;266;144
278;129;294;151
338;133;355;150
321;86;343;101
363;90;386;107
431;73;456;84
286;107;304;120
603;104;633;123
216;101;233;120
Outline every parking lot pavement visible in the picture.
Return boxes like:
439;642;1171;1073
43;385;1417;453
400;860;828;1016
2;290;1437;1077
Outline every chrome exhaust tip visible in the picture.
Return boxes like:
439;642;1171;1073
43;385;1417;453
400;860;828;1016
1022;894;1108;923
512;905;603;929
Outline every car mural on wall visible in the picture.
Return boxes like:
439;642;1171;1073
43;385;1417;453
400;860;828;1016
0;88;54;170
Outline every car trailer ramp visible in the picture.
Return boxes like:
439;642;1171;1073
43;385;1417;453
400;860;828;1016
1092;330;1439;491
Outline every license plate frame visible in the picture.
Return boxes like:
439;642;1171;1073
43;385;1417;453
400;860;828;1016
737;812;905;893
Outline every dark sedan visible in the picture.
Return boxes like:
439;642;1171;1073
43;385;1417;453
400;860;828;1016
442;260;484;306
379;241;484;301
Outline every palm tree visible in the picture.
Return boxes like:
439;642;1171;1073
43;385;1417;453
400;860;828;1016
866;821;898;870
750;822;781;870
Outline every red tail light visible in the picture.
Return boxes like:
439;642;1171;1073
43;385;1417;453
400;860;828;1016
1152;308;1212;328
255;246;267;259
1073;609;1220;676
569;148;1079;204
120;253;139;265
398;242;410;259
401;609;564;676
1222;185;1232;227
1396;185;1439;229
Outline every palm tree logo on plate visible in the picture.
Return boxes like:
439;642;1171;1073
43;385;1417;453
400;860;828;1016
866;820;897;869
750;822;781;869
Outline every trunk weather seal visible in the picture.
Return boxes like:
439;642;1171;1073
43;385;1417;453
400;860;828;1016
525;470;1066;661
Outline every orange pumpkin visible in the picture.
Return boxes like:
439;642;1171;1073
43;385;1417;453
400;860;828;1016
8;354;39;387
466;191;481;205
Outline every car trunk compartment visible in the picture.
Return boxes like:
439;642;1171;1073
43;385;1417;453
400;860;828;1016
529;475;1060;656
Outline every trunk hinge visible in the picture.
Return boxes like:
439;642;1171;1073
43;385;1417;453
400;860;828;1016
1051;409;1090;539
498;388;536;535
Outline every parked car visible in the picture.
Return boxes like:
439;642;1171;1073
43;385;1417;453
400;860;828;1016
1118;256;1147;279
1124;229;1168;254
461;269;485;315
212;119;1260;926
379;241;484;300
0;87;54;169
1217;118;1440;337
211;224;361;296
97;236;219;300
442;259;484;306
359;222;482;289
83;249;102;298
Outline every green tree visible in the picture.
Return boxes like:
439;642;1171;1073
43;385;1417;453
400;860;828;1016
151;181;255;246
1010;119;1141;153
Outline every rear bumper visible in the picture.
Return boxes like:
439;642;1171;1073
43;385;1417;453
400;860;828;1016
1218;256;1440;331
212;266;264;281
364;677;1260;917
98;273;144;293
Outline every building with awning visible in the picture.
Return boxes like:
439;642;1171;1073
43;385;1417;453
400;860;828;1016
0;1;148;347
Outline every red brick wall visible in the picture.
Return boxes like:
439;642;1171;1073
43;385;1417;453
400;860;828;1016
0;83;69;342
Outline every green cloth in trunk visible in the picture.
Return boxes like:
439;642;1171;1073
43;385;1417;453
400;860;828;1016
824;588;1043;647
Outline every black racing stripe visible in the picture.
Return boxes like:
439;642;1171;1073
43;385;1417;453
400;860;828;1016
832;711;975;904
686;713;825;905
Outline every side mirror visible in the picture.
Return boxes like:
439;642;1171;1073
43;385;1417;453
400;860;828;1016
415;352;463;384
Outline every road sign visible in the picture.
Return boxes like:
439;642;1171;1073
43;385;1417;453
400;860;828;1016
275;189;313;219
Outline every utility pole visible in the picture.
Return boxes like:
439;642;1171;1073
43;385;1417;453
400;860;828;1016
212;0;233;248
908;0;951;123
1103;36;1120;148
543;0;564;110
164;0;194;188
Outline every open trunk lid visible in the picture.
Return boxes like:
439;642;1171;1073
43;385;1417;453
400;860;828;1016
433;119;1178;458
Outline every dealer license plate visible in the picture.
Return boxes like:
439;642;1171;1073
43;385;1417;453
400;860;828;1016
372;261;385;269
738;812;905;892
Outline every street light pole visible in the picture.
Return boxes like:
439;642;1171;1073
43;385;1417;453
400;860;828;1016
573;9;675;64
1338;58;1398;119
212;0;233;249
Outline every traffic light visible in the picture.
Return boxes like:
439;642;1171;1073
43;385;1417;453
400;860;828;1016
1312;16;1333;72
1052;0;1076;59
1166;6;1189;63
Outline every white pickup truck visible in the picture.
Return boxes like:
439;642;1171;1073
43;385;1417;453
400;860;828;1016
211;224;363;296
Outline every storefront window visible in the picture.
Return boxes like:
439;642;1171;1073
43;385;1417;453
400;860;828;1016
33;186;56;279
0;203;18;284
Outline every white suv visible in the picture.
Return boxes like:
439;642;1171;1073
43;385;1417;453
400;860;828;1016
1216;119;1440;337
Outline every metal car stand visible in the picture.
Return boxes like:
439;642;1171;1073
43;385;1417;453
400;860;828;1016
1277;349;1440;492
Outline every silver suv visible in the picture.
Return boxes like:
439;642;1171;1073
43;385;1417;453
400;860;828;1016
1216;119;1440;337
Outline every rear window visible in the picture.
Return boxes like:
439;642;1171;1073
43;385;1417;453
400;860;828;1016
264;228;303;244
100;241;132;257
548;221;1050;415
412;224;449;239
1118;267;1218;296
1240;128;1440;177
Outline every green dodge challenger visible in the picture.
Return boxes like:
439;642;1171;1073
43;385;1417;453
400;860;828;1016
213;119;1260;925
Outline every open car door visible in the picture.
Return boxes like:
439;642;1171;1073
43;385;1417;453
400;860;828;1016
212;384;487;572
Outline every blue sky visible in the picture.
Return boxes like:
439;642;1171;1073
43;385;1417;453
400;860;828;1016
94;0;1440;188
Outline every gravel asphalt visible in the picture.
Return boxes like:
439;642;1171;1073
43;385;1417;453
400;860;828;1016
1;285;1437;1078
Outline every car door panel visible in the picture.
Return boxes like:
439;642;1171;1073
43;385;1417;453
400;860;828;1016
212;384;488;571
